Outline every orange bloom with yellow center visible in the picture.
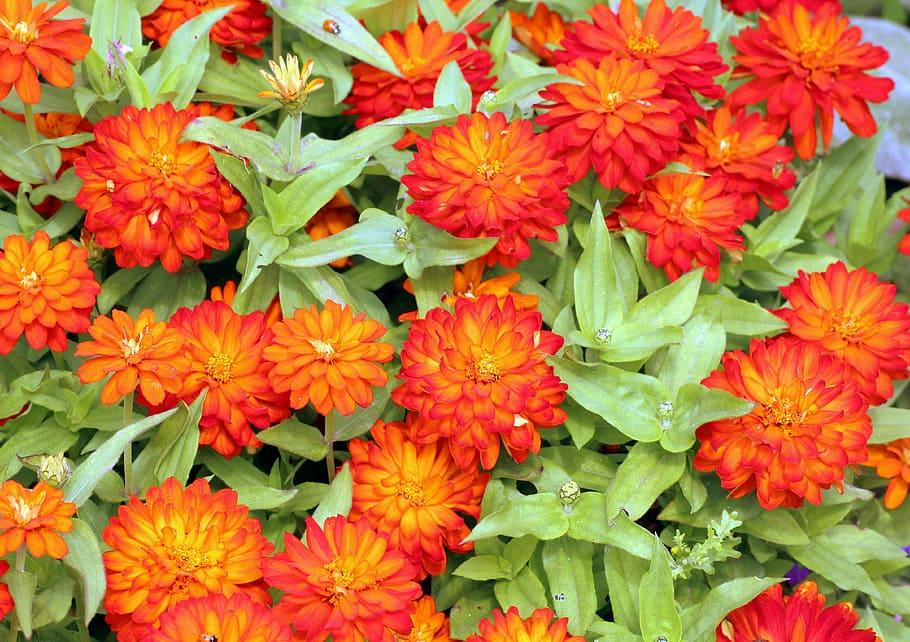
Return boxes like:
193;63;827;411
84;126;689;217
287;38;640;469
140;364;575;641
467;607;585;642
403;111;570;267
555;0;727;119
210;280;282;328
865;439;910;509
613;158;747;282
537;57;685;194
348;418;488;577
393;295;567;470
263;299;394;416
74;102;249;273
0;231;99;354
397;596;451;642
102;477;273;639
0;480;75;559
775;262;910;405
0;0;90;104
0;561;12;621
694;337;872;510
510;4;566;64
262;515;422;642
305;191;358;269
344;21;494;148
728;1;893;160
680;106;796;218
169;301;291;459
75;309;190;406
717;581;881;642
143;593;293;642
142;0;270;62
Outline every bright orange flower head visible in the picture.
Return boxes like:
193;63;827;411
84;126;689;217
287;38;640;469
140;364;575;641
555;0;727;119
76;308;189;406
695;336;872;510
141;593;293;642
723;0;839;15
467;607;585;642
404;111;570;268
74;102;249;273
210;281;282;328
103;477;273;639
263;299;394;416
305;191;358;269
263;515;422;642
510;4;566;64
728;2;893;160
348;418;488;577
537;57;685;194
344;21;495;148
169;301;291;459
865;439;910;509
0;480;75;559
397;596;451;642
717;581;881;642
0;561;12;621
775;261;910;405
0;231;99;354
393;295;567;470
680;106;796;218
613;158;747;282
0;0;90;104
142;0;270;62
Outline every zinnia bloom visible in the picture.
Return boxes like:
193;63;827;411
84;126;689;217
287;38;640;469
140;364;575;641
142;0;270;62
398;596;452;642
694;336;872;510
0;231;100;354
723;0;839;15
262;515;422;642
899;203;910;255
0;0;91;104
612;158;747;282
103;477;273;639
210;280;282;327
344;21;495;148
75;309;189;406
305;191;357;269
169;301;291;459
466;607;585;642
0;561;12;620
717;581;880;642
348;418;488;577
775;261;910;405
865;439;910;509
555;0;727;119
510;4;566;64
393;295;567;470
403;111;570;267
680;106;796;218
0;480;75;559
141;593;293;642
537;57;684;193
728;1;893;160
74;102;249;273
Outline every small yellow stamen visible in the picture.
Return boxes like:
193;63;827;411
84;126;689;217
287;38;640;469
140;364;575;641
4;19;38;44
626;32;659;54
400;57;426;74
205;352;234;383
147;150;176;175
308;338;336;359
397;480;427;506
119;330;148;363
323;558;356;605
475;158;503;181
18;268;41;290
8;494;39;524
168;544;213;573
603;90;624;111
468;350;500;383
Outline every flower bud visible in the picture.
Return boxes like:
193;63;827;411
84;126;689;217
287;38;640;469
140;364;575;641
37;453;72;488
558;480;581;506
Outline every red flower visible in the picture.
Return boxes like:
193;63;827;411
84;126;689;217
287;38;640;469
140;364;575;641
0;561;12;621
722;0;839;15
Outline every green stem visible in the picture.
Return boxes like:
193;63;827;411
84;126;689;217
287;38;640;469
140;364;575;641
272;15;282;61
123;392;134;497
287;112;302;175
324;412;335;483
22;103;54;185
6;549;26;642
75;592;89;642
6;613;18;642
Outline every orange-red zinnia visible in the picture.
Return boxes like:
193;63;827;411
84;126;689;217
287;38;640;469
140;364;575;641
0;480;75;559
0;561;12;620
398;596;452;642
510;4;566;65
865;439;910;509
305;191;358;269
723;0;839;15
466;607;586;642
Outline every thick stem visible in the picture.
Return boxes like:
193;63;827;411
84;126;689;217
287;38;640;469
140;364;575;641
22;103;54;185
272;15;282;61
122;392;135;497
287;112;302;174
324;412;335;483
6;549;26;642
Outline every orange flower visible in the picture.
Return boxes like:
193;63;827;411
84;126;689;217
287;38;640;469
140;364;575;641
142;593;293;642
210;281;282;328
510;4;566;64
344;21;495;148
728;2;893;160
775;262;910;405
0;231;99;354
392;295;567;470
74;102;249;273
169;301;291;459
466;607;585;642
555;0;727;119
717;581;880;642
0;480;75;559
403;111;570;267
397;596;451;642
263;299;394;416
0;561;12;621
102;477;273;639
305;191;357;269
694;337;872;510
613;157;747;282
865;439;910;509
680;106;795;218
142;0;270;62
348;418;488;577
723;0;839;15
0;0;90;104
537;57;684;194
75;309;189;406
262;515;422;642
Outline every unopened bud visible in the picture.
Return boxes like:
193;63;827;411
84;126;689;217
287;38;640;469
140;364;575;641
558;480;581;506
38;453;71;488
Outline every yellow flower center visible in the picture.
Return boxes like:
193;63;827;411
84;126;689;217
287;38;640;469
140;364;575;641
168;543;213;573
397;480;427;506
795;34;837;72
148;150;176;175
400;56;426;74
323;558;356;605
308;337;336;360
763;388;808;437
468;350;500;383
18;268;42;291
626;32;659;54
5;19;37;44
475;158;503;181
199;635;218;642
205;352;234;383
668;195;705;223
831;312;862;340
602;91;625;112
8;494;39;524
714;134;741;164
119;330;148;364
398;625;434;642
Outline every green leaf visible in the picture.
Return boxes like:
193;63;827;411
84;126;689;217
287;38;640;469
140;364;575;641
482;73;578;114
331;378;392;442
403;216;498;278
240;217;290;294
312;463;353;526
567;492;608;542
870;407;910;443
594;323;682;363
741;510;809;546
275;159;368;235
0;421;77;481
258;417;327;460
542;538;597;635
662;385;753;453
606;442;685;521
639;538;682;642
61;519;107;625
657;312;726;395
279;209;407;267
183;117;298;181
494;568;549;618
574;205;628;338
625;268;702;328
8;566;37;638
680;577;780;642
453;555;514;581
748;169;818;260
235;486;298;510
433;61;472;113
31;575;74;629
824;525;907;563
89;0;142;59
199;449;270;487
605;546;648;634
0;113;59;184
132;396;204;488
128;265;205;320
467;493;569;541
417;0;456;29
98;267;151;314
788;534;881;597
502;535;537;574
693;294;787;337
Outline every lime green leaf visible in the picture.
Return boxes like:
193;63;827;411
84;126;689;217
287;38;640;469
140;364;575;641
483;73;578;114
408;265;452;318
606;442;685;520
657;312;726;395
434;61;472;113
258;417;327;460
487;12;511;74
605;546;648;634
453;555;514;581
89;0;142;60
128;265;205;320
662;385;753;453
467;493;569;541
625;268;702;327
825;525;907;563
132;396;204;488
502;535;537;574
748;169;818;260
199;54;271;108
417;0;456;29
98;268;151;314
31;575;74;629
279;209;408;267
0;112;59;184
870;406;910;443
574;205;629;338
494;568;548;618
184;117;297;181
567;492;608;542
240;217;290;294
588;619;642;642
8;566;37;637
274;160;368;235
788;534;880;597
62;519;107;625
312;463;353;526
542;538;597;635
741;510;809;546
594;323;682;363
331;378;392;442
235;486;298;510
198;449;270;487
403;216;498;278
693;294;787;337
639;538;682;642
680;577;780;642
